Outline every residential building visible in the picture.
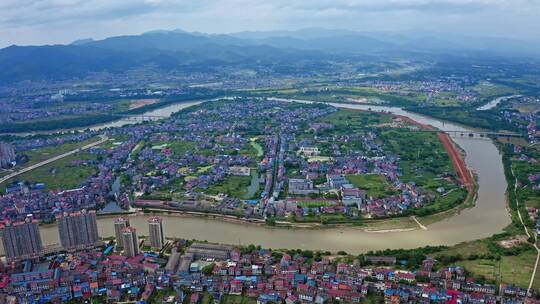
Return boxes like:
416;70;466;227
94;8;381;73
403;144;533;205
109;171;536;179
57;210;99;249
121;226;139;257
114;217;130;249
1;216;42;261
298;146;320;156
341;184;366;206
228;166;251;176
327;174;349;189
288;178;318;195
186;242;232;260
148;216;164;249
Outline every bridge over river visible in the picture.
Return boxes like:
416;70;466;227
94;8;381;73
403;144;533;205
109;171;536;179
420;129;524;138
112;114;168;121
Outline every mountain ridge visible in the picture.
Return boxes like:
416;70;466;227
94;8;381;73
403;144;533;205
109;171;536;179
1;28;539;84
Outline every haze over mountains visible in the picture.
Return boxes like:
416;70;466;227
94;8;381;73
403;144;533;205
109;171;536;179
1;28;539;84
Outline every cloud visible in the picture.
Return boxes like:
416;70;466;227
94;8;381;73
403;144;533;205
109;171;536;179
0;0;539;47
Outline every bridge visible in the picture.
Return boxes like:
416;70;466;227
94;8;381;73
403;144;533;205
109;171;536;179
420;129;524;138
408;128;527;138
112;114;168;122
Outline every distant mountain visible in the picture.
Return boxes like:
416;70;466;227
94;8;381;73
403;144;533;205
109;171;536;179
231;27;396;54
0;45;140;82
231;27;360;40
1;28;539;84
233;27;540;57
0;31;331;84
256;35;396;54
70;38;95;45
80;32;250;52
357;31;540;57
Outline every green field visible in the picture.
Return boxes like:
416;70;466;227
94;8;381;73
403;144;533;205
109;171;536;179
1;137;102;190
455;250;537;290
249;140;264;157
244;85;425;107
9;152;97;190
429;91;463;107
168;140;200;155
130;140;145;159
22;136;101;167
347;174;396;198
202;175;252;199
221;295;256;304
507;144;540;229
298;201;335;208
471;81;518;100
197;165;214;173
321;108;392;129
435;240;492;260
513;160;540;201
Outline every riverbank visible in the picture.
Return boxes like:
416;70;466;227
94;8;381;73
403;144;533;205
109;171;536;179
438;132;474;191
133;175;477;232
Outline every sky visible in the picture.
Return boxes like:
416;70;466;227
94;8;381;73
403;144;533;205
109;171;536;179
1;0;539;48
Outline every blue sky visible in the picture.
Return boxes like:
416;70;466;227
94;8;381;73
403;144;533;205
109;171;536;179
1;0;539;47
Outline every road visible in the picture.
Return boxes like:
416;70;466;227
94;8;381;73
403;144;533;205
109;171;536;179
0;135;108;186
511;166;539;293
411;216;428;230
437;132;473;192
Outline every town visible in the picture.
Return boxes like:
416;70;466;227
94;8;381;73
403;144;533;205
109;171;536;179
0;98;465;226
0;213;536;304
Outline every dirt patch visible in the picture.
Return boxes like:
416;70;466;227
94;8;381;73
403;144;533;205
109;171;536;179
498;235;529;249
392;114;433;130
129;98;159;110
346;97;368;103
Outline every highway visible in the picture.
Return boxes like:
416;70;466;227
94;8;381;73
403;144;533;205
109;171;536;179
0;135;108;186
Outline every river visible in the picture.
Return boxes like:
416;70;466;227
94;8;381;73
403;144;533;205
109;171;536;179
1;100;209;137
476;95;522;111
26;98;513;254
88;100;207;131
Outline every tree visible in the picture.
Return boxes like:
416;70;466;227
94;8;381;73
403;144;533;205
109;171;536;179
202;263;215;275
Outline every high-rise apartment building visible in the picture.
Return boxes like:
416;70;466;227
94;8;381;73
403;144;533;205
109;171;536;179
57;209;99;249
1;216;42;261
121;226;139;257
114;217;130;249
148;216;164;249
